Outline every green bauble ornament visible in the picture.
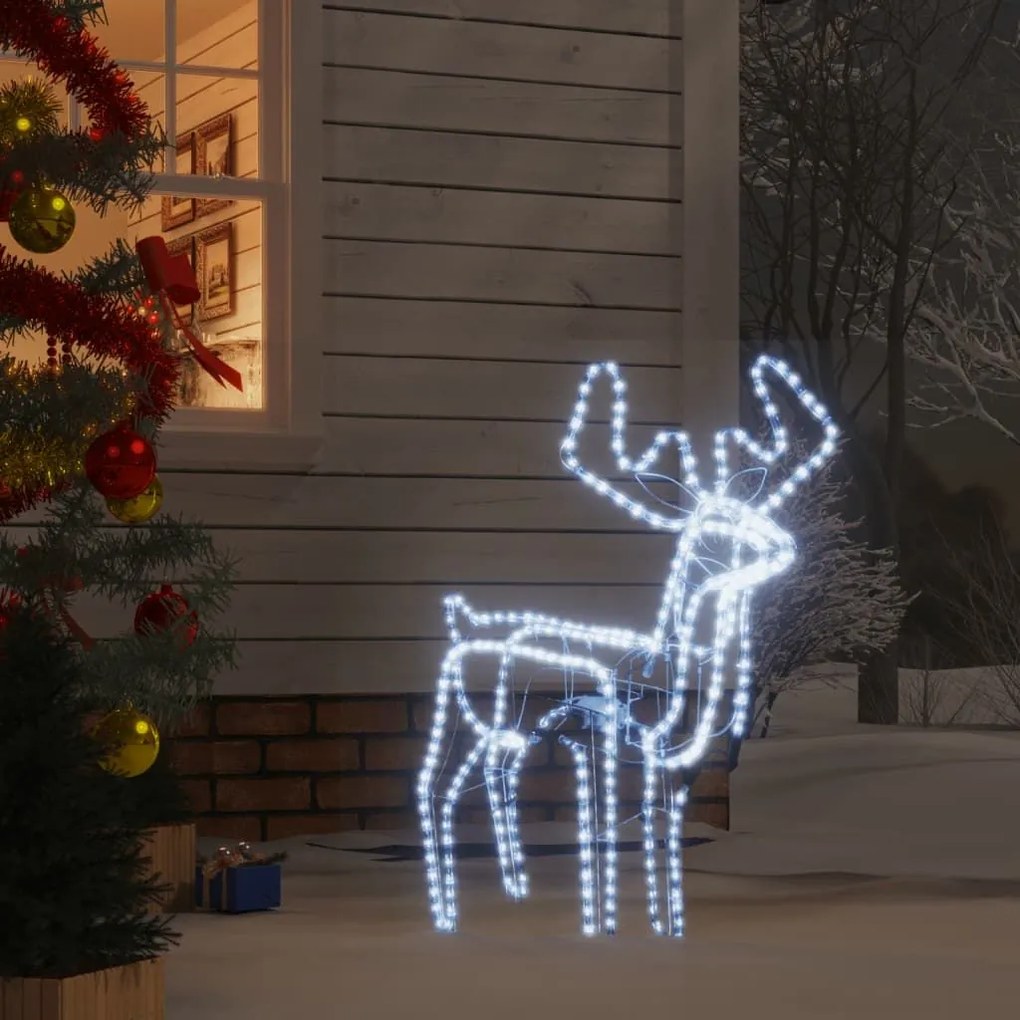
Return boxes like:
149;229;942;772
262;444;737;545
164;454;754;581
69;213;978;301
8;185;75;254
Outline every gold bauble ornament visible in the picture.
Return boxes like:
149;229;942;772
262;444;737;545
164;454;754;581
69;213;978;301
8;184;76;254
91;707;160;778
106;475;164;524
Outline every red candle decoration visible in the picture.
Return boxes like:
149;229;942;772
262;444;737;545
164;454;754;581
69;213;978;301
84;424;156;501
134;583;199;647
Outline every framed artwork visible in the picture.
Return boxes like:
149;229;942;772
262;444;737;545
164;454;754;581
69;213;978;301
160;132;195;230
196;222;234;321
165;236;196;329
195;113;233;217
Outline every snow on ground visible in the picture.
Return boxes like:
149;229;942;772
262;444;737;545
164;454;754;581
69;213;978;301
167;683;1020;1019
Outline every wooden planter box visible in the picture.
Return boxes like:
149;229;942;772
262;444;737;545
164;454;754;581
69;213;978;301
0;957;163;1020
141;822;196;913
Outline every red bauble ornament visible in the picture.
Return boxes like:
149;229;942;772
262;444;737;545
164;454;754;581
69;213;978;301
134;583;199;646
84;425;156;500
0;591;23;631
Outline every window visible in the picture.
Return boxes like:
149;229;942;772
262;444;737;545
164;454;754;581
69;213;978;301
2;1;323;468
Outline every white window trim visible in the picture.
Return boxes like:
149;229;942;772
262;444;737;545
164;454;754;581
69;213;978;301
154;1;324;470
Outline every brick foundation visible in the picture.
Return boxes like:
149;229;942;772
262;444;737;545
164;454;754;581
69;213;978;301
167;694;731;841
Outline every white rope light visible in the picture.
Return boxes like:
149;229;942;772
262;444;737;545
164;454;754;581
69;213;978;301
417;354;839;936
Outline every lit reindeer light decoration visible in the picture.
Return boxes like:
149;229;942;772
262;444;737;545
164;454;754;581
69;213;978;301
417;355;838;937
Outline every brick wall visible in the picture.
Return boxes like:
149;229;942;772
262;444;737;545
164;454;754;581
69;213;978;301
167;694;731;842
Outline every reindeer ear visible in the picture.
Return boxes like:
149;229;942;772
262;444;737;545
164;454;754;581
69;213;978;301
634;472;699;515
722;466;768;503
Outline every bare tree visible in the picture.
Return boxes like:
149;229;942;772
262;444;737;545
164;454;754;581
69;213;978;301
900;632;980;726
909;150;1020;441
740;0;1020;722
939;520;1020;723
747;451;910;739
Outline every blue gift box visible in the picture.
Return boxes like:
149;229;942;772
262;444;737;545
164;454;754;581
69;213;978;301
195;863;281;913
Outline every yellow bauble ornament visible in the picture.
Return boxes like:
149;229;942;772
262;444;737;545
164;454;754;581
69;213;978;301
91;707;160;778
106;475;164;524
8;184;76;254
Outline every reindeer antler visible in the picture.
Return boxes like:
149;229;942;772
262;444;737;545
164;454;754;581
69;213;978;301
560;362;701;531
712;355;839;511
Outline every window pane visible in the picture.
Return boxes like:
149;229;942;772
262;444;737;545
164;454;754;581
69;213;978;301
131;192;265;411
175;72;258;180
176;198;264;411
178;0;258;70
91;0;165;63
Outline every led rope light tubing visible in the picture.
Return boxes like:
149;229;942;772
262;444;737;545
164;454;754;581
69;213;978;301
417;355;839;935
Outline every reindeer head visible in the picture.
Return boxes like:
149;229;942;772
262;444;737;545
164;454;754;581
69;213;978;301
559;355;839;608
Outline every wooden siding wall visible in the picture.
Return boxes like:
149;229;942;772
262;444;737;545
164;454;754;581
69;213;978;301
171;0;686;692
8;2;699;697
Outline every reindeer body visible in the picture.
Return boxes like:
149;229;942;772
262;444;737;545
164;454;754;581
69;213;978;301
417;356;838;936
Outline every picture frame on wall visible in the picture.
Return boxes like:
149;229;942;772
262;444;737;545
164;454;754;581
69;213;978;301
195;113;233;217
196;222;234;321
165;236;196;330
160;133;195;231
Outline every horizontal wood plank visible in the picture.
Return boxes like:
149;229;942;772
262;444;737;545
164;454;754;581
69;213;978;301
324;182;680;254
315;418;684;475
325;239;680;309
74;584;661;640
222;639;575;694
218;639;734;695
322;357;682;419
4;527;671;584
323;67;680;146
243;530;667;584
323;1;677;37
324;9;680;91
323;296;682;361
146;475;667;530
324;125;680;200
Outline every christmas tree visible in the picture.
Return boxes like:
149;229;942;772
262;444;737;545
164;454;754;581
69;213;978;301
0;0;238;732
0;610;177;977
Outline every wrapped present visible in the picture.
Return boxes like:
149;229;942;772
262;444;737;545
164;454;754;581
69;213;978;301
195;842;285;913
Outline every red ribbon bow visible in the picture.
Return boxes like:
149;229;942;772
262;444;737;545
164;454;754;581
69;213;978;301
135;236;243;393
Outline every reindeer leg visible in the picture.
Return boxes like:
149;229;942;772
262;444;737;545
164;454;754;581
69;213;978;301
485;738;529;900
417;655;462;932
665;782;688;938
600;685;619;936
641;752;668;935
555;734;598;935
436;735;487;932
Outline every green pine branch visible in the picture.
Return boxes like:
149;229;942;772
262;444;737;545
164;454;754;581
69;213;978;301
0;481;239;727
0;79;62;148
1;128;165;215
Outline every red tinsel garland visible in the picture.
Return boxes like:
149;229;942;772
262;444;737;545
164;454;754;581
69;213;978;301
0;2;169;524
0;245;179;524
0;0;149;141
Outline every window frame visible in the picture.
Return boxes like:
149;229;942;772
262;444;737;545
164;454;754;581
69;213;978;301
4;1;324;471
